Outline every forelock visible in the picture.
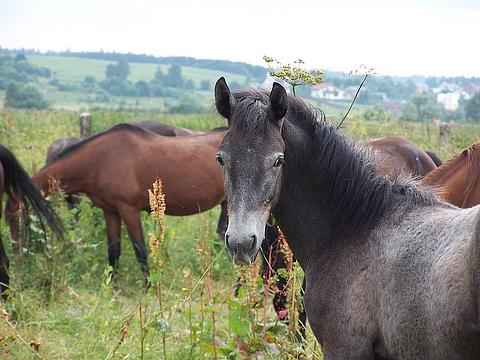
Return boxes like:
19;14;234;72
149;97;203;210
229;88;273;134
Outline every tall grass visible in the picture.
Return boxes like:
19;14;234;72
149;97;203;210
1;109;479;358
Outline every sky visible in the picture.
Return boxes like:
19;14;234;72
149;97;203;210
1;0;480;77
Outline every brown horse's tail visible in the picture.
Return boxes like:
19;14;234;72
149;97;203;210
0;144;64;240
426;151;442;167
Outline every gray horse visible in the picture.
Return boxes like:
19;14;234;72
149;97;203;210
214;77;480;359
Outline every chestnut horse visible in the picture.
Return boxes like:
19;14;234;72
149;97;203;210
0;144;63;299
41;121;229;241
8;124;225;280
422;141;480;208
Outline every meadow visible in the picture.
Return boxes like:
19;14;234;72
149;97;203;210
1;109;479;359
28;55;248;87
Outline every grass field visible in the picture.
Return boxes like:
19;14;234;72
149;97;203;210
28;55;248;87
1;110;479;359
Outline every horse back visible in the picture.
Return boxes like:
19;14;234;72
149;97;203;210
369;136;436;177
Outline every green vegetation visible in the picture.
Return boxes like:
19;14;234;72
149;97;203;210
263;56;323;96
1;50;478;123
4;83;49;110
13;54;250;114
27;55;248;88
402;92;443;122
1;109;479;358
465;91;480;121
0;54;51;90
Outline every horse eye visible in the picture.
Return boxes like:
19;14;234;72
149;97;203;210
216;154;225;166
274;155;285;167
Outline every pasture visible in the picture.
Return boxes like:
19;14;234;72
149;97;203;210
28;55;249;88
1;109;479;359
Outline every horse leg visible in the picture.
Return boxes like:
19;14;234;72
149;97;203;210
119;208;149;284
103;210;121;275
5;195;20;254
216;200;228;241
0;231;9;301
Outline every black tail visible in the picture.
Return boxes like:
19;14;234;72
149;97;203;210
1;144;64;239
426;151;443;167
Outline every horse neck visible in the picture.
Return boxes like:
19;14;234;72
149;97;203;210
34;154;88;196
422;152;471;207
273;122;392;269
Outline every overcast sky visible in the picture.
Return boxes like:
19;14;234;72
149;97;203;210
1;0;479;77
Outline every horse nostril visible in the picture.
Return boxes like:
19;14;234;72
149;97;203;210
249;234;257;252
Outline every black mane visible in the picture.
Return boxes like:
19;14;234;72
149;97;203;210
232;88;438;234
51;123;152;163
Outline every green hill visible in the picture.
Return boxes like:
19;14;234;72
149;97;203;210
4;53;351;116
28;55;248;86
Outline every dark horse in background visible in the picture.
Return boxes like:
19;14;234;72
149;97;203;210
215;78;480;359
0;144;63;299
369;135;437;177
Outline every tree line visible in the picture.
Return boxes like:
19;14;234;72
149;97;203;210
0;54;50;109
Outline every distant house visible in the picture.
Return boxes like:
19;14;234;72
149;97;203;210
437;92;461;111
310;83;350;100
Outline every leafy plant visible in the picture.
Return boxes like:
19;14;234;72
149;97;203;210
263;56;323;96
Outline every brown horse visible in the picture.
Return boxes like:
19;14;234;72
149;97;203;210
0;144;63;299
41;121;229;241
369;136;437;178
422;141;480;208
8;124;225;280
45;121;205;164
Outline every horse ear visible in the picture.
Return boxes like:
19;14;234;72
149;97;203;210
215;77;235;119
269;82;288;123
